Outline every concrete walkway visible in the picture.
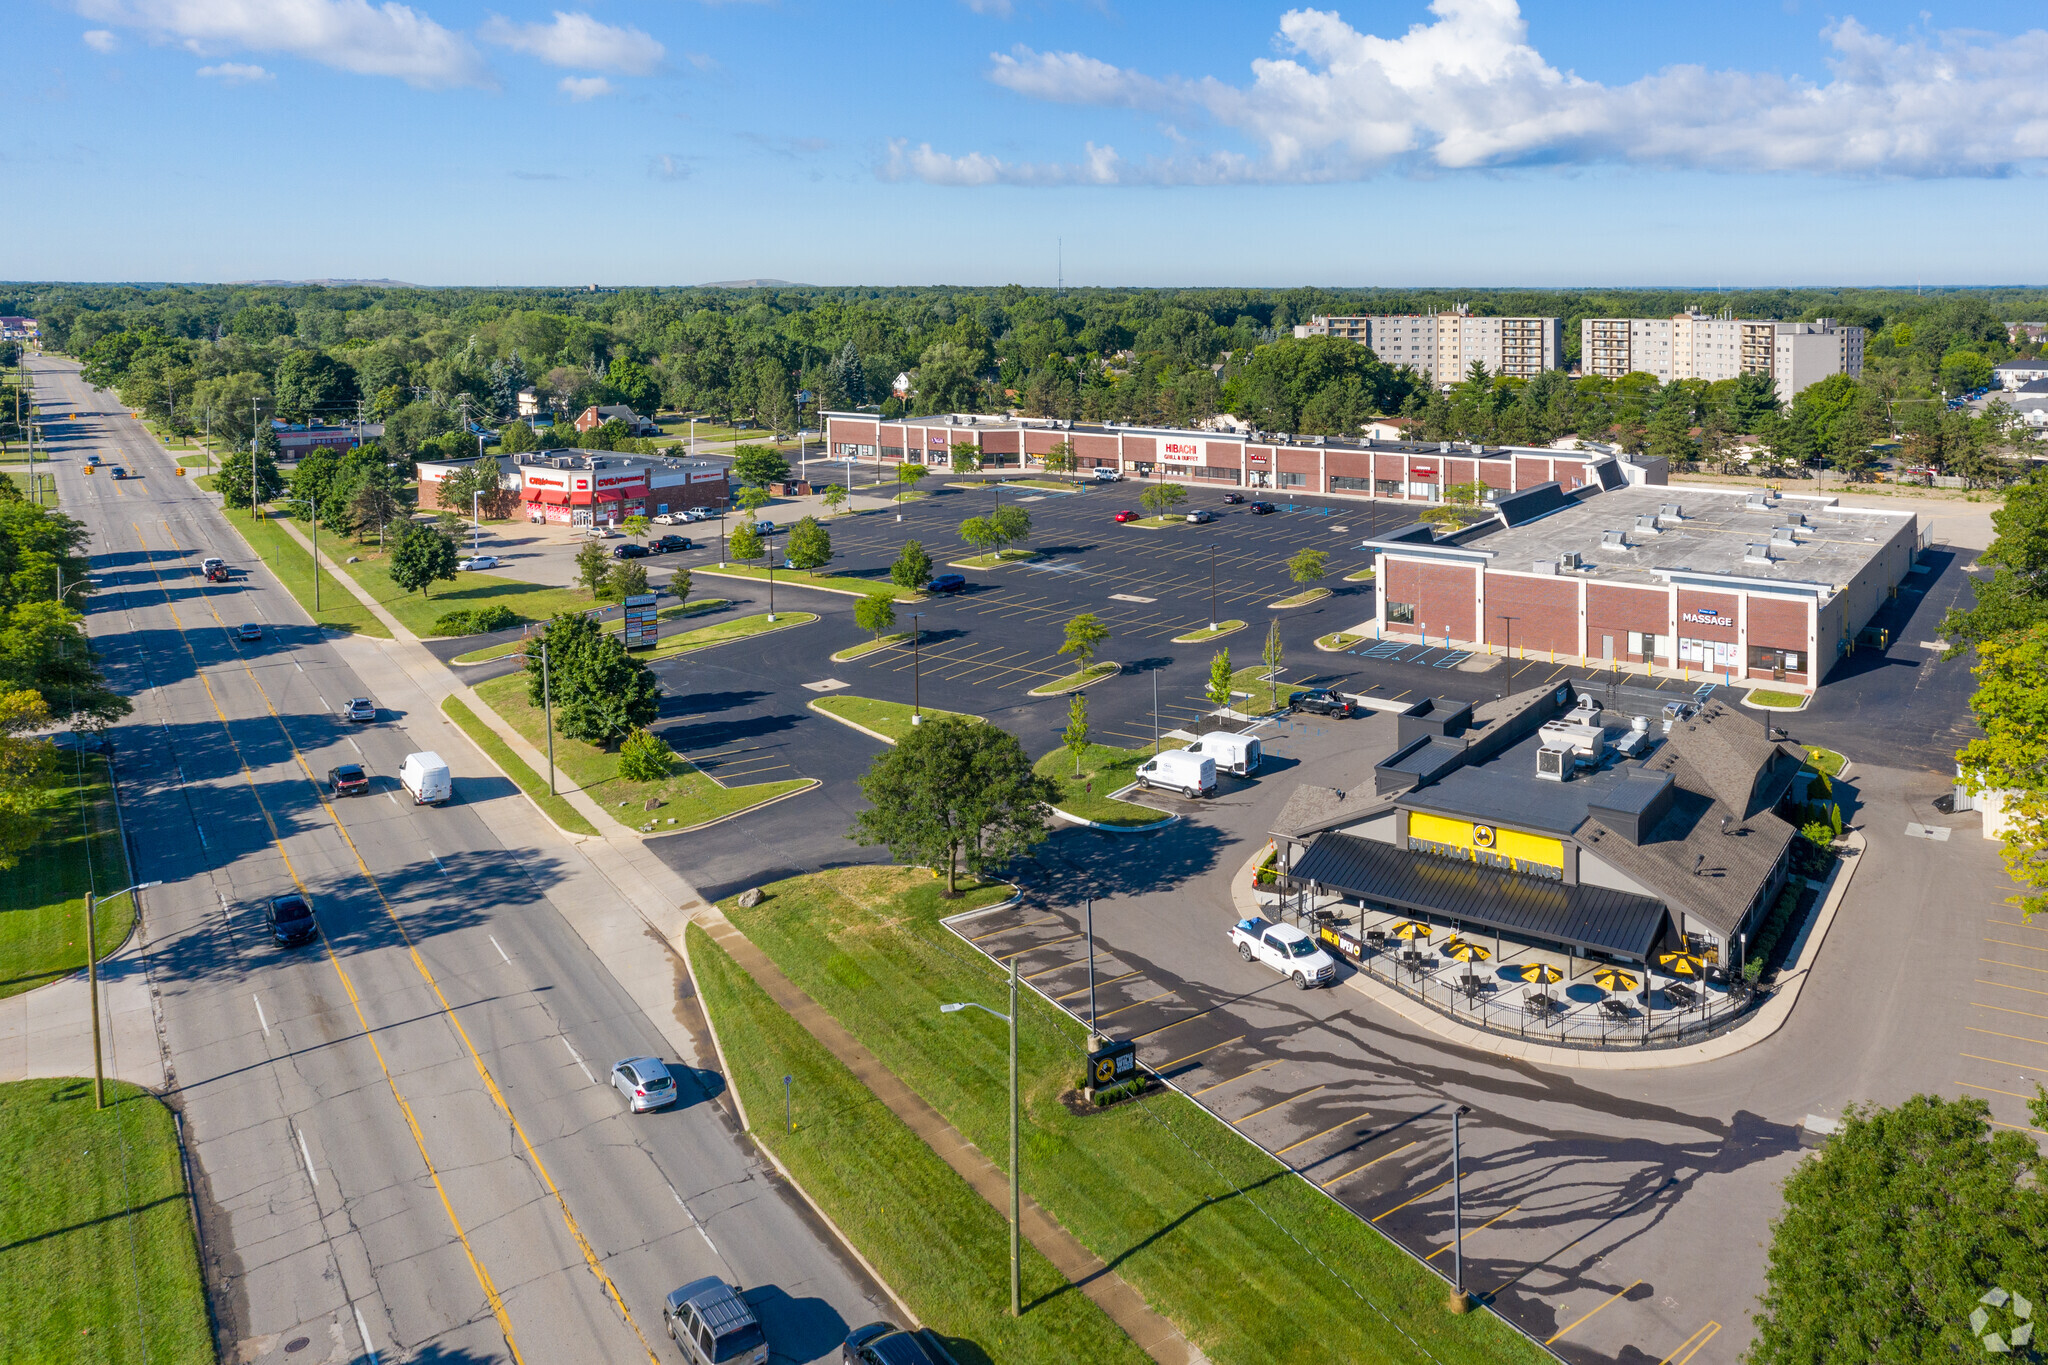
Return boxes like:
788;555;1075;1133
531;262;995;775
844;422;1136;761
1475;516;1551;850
0;936;165;1089
690;911;1201;1365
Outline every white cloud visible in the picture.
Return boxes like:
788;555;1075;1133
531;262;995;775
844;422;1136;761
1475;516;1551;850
481;11;663;76
82;29;118;52
559;74;614;100
912;1;2048;184
74;0;491;89
197;61;273;83
651;153;690;180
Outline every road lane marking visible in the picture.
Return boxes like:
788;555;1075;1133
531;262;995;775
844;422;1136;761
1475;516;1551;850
1547;1280;1643;1344
1320;1140;1416;1189
563;1035;596;1085
296;1124;318;1187
354;1306;380;1365
347;738;363;756
429;849;447;875
253;996;269;1037
1233;1084;1325;1126
1656;1321;1722;1365
490;936;511;964
1425;1204;1519;1260
1372;1177;1451;1223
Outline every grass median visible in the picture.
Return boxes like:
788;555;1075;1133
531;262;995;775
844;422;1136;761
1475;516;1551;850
947;549;1040;570
451;598;733;664
1033;742;1162;827
440;696;599;836
810;695;982;744
1230;664;1314;712
1171;620;1246;645
1267;587;1331;608
687;925;1147;1365
1025;662;1119;697
830;631;912;662
721;868;1544;1365
0;753;137;1001
211;510;388;637
697;563;926;600
474;673;811;829
0;1078;212;1365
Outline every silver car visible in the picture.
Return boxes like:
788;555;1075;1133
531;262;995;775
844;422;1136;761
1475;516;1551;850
611;1056;677;1112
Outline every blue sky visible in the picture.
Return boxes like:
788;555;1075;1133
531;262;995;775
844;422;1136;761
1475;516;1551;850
12;0;2048;286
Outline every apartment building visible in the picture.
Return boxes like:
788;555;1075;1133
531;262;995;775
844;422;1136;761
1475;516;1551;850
1579;310;1864;402
1294;308;1564;381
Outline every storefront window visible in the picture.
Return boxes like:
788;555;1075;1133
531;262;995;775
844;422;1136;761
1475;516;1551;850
1748;644;1802;673
1387;601;1417;625
1374;479;1402;497
1275;471;1306;488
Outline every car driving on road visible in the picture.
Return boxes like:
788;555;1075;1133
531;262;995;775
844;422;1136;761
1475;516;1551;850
266;894;317;948
611;1057;677;1112
663;1278;767;1365
842;1323;940;1364
345;697;376;722
327;764;369;797
235;622;263;642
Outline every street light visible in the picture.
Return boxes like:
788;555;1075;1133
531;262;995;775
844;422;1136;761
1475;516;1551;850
501;640;558;794
940;955;1021;1318
277;497;321;611
1209;542;1219;632
85;880;161;1109
908;612;924;723
1451;1104;1474;1306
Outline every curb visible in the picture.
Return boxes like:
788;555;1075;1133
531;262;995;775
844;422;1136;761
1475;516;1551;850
829;633;911;663
694;567;927;603
1315;635;1366;652
805;700;900;746
437;695;600;843
1026;663;1121;697
1170;622;1248;645
1266;589;1332;609
1050;805;1179;833
647;774;821;836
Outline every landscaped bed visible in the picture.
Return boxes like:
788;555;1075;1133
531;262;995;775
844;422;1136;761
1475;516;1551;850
686;925;1149;1364
473;673;813;828
1802;745;1847;778
1171;620;1247;644
440;696;598;836
697;563;927;599
810;695;982;744
1228;664;1314;712
717;868;1545;1365
1025;661;1120;696
1745;688;1808;710
830;631;912;662
947;549;1040;569
0;754;137;1001
1342;566;1378;582
1268;587;1332;608
1316;631;1366;650
451;598;732;664
1033;743;1166;827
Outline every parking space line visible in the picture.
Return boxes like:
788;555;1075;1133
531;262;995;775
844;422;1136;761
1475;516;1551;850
1961;1052;2046;1070
1991;1118;2048;1134
1193;1059;1279;1097
1656;1321;1723;1365
1958;1080;2040;1100
1979;970;2048;987
1423;1204;1519;1260
1054;970;1140;1000
1097;989;1176;1019
1158;1034;1246;1072
1371;1177;1451;1223
1545;1280;1643;1344
1023;957;1082;981
999;933;1082;961
1130;1001;1236;1041
1233;1084;1326;1126
971;915;1057;941
1985;937;2048;953
1276;1109;1373;1157
1969;1027;2048;1046
1319;1140;1416;1189
1988;919;2048;933
1975;1002;2048;1022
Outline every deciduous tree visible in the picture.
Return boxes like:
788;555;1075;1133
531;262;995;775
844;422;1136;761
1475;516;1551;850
388;522;458;598
855;591;896;643
574;539;610;597
1138;481;1188;518
890;540;932;592
785;515;831;570
851;717;1060;894
1060;612;1109;672
1207;648;1233;709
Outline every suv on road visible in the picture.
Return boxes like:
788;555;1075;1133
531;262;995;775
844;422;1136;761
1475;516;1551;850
327;764;369;797
842;1323;940;1364
266;894;317;948
345;697;376;722
663;1278;768;1365
235;622;263;642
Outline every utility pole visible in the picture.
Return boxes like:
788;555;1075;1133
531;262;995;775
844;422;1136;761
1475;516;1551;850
251;399;261;520
1008;955;1020;1318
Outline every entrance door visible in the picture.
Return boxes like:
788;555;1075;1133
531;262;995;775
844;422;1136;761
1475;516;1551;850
1601;634;1614;665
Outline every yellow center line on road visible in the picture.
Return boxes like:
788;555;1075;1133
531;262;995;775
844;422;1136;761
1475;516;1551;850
1545;1279;1643;1345
1157;1034;1246;1072
1657;1321;1723;1365
1424;1204;1520;1261
1233;1084;1326;1126
1094;988;1177;1019
998;933;1082;961
1320;1140;1417;1189
1277;1109;1374;1157
1054;970;1140;1001
1962;1052;2047;1070
144;522;663;1365
1372;1177;1451;1224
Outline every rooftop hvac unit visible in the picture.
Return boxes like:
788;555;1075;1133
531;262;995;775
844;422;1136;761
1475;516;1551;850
1440;441;1451;454
1559;550;1583;570
1659;503;1684;522
1634;514;1662;535
1745;492;1773;510
1745;543;1775;564
1533;559;1558;575
1771;525;1801;544
1601;530;1629;549
1536;746;1568;781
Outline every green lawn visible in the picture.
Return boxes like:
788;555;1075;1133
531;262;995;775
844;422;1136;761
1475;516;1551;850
638;610;815;662
212;510;389;637
0;754;137;1000
1004;478;1081;493
440;696;599;836
1803;745;1847;777
947;549;1040;569
452;599;732;663
1033;743;1162;827
1229;665;1313;713
830;631;912;662
687;926;1149;1365
1317;632;1365;650
4;469;57;505
1126;515;1185;528
1747;688;1808;710
1026;662;1120;697
1171;620;1247;644
0;1079;212;1365
810;695;982;744
698;564;927;600
1343;566;1378;582
721;869;1544;1365
474;673;812;828
1267;588;1331;608
324;534;602;637
894;489;931;502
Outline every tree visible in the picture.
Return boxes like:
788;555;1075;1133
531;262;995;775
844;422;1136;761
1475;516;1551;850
785;515;831;570
1749;1093;2048;1365
348;482;405;546
618;727;675;783
1957;622;2048;915
574;539;610;597
1063;691;1090;777
557;633;661;748
1207;648;1233;709
1646;397;1698;468
990;504;1031;556
949;442;981;474
499;420;538;454
1262;619;1284;710
273;351;359;423
1059;612;1109;673
1043;440;1076;484
1139;481;1188;518
851;717;1060;895
890;540;933;593
216;447;284;511
1942;481;2048;654
736;484;772;516
820;481;848;515
388;522;458;598
1221;335;1416;434
728;522;764;563
896;462;928;497
855;591;896;643
958;515;995;559
440;457;510;522
732;443;790;489
1421;481;1490;530
1286;548;1328;588
606;560;649;600
623;514;650;541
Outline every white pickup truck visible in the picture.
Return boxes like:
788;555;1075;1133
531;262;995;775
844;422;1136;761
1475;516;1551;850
1227;917;1338;989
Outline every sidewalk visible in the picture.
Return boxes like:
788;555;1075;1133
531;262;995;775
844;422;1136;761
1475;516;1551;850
690;910;1201;1365
0;937;165;1089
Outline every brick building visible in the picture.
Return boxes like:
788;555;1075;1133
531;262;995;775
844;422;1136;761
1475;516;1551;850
416;450;730;527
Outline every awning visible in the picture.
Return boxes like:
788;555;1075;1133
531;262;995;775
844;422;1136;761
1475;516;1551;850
568;490;593;505
526;489;568;505
1287;831;1670;961
591;487;646;502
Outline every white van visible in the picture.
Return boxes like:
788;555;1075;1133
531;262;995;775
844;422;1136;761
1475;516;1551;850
399;751;451;806
1135;749;1216;798
1091;467;1122;482
1185;731;1261;777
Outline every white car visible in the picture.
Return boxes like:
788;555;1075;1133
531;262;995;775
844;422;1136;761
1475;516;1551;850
651;513;677;525
457;555;499;571
681;508;710;523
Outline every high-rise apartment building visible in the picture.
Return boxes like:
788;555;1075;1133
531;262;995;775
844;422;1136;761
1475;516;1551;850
1579;310;1864;402
1294;308;1564;381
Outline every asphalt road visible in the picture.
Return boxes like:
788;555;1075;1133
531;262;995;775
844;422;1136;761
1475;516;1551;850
31;357;894;1365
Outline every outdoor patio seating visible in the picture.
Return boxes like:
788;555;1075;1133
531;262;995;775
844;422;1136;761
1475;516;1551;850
1365;930;1387;951
1664;982;1698;1008
1600;999;1632;1021
1524;992;1552;1016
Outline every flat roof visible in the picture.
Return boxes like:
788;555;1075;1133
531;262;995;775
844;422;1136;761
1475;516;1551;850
1404;721;1658;836
1432;486;1912;591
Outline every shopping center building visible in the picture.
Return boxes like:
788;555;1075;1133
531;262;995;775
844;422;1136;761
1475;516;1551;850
416;450;731;526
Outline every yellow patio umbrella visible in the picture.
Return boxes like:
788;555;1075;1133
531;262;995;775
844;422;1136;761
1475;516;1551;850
1389;920;1433;941
1516;962;1563;985
1592;967;1638;993
1441;938;1492;963
1657;951;1707;978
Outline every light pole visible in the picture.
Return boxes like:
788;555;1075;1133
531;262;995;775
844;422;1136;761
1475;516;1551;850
250;399;261;521
1496;614;1518;698
503;641;558;794
908;612;924;723
472;489;484;555
940;955;1021;1318
1451;1104;1473;1306
85;881;161;1108
1209;543;1218;632
277;498;321;611
764;529;777;623
1085;896;1098;1031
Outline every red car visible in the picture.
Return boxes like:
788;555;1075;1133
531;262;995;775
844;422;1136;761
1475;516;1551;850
1113;509;1138;523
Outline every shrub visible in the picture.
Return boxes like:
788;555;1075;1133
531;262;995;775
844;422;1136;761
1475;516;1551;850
430;604;519;636
618;727;676;783
432;609;475;635
1747;884;1804;979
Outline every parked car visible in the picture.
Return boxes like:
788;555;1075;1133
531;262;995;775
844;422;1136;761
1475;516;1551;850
611;543;649;559
1221;491;1246;504
457;554;499;571
585;525;620;538
653;534;692;553
610;1057;677;1113
327;763;369;797
1248;501;1277;515
266;894;317;948
1113;509;1138;523
235;622;263;642
1228;916;1338;989
344;697;376;722
926;573;966;594
663;1278;768;1365
652;513;678;525
842;1323;941;1365
1092;467;1122;482
1293;688;1355;718
750;520;775;535
1185;509;1215;524
681;508;712;522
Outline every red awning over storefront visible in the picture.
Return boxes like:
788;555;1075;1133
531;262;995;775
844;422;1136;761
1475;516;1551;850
591;486;647;503
527;489;568;505
568;490;593;505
